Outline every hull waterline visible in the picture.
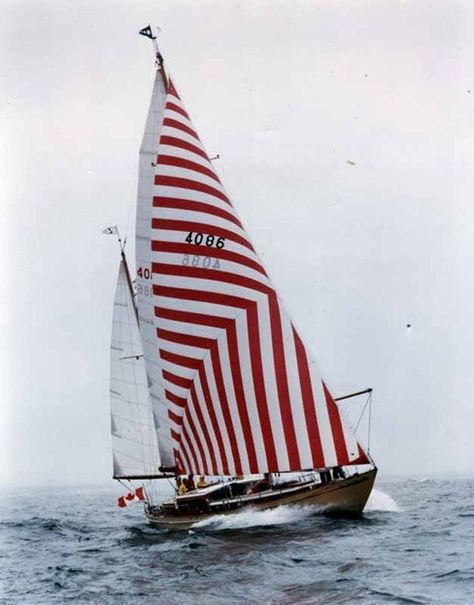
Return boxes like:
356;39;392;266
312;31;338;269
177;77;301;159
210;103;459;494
145;469;377;529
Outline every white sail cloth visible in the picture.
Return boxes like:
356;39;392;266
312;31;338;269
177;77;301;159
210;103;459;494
110;261;160;477
135;68;176;468
145;76;368;476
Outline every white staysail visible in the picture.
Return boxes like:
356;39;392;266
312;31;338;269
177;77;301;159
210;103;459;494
134;68;176;468
110;261;160;477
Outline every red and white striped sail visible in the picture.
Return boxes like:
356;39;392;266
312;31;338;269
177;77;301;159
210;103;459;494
148;74;369;476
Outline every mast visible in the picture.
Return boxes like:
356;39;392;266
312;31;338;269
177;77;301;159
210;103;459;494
139;25;168;88
135;26;176;471
118;232;139;326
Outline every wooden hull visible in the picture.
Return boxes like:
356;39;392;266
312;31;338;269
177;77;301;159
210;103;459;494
145;469;377;529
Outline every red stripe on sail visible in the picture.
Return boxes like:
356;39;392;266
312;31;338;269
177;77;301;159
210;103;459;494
154;197;242;228
223;320;259;473
152;264;269;297
160;328;220;474
171;429;181;442
189;382;218;474
182;421;202;474
268;295;300;469
351;444;369;465
323;382;350;465
163;117;199;140
158;327;212;350
158;325;254;474
183;390;210;475
152;220;253;251
293;327;325;468
160;135;209;161
197;363;230;475
153;287;281;472
155;305;232;328
209;340;243;475
180;425;198;473
159;323;235;474
155;175;230;205
157;155;221;183
166;101;189;120
155;176;226;205
165;389;187;408
159;349;200;370
244;302;277;471
154;241;267;276
154;306;240;475
162;370;192;389
168;409;183;425
154;284;250;309
167;80;180;99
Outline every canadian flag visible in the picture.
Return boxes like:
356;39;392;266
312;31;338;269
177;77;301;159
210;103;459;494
125;492;136;501
135;487;145;501
117;496;127;508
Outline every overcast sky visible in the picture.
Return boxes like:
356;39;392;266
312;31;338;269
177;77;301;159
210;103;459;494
2;0;473;486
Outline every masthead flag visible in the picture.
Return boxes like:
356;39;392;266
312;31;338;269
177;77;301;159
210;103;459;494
139;26;155;40
103;226;118;235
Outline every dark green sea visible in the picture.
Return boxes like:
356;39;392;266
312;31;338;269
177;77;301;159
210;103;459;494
1;479;473;604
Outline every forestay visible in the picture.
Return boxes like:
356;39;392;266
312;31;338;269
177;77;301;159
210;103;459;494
110;261;160;477
148;74;368;477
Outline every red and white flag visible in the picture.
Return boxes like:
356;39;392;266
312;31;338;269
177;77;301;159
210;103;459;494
125;492;136;502
117;496;127;508
135;487;145;501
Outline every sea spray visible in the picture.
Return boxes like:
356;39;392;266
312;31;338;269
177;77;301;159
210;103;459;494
365;488;401;513
191;504;318;530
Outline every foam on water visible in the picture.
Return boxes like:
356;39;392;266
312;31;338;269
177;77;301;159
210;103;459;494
365;488;401;513
192;504;317;530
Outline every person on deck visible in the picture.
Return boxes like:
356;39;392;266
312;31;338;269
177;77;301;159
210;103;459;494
318;469;332;485
184;474;195;491
177;477;187;495
332;466;346;480
196;475;207;488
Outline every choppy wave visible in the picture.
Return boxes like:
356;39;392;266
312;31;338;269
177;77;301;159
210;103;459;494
1;480;472;605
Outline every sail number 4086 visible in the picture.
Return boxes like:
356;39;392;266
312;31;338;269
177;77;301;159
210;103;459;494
185;232;225;248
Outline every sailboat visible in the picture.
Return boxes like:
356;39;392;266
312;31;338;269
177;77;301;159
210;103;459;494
107;27;377;529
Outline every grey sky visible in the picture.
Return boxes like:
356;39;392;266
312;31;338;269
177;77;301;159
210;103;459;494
2;0;473;486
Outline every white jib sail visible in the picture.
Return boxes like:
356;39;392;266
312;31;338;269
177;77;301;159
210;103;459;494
135;68;176;468
110;261;160;477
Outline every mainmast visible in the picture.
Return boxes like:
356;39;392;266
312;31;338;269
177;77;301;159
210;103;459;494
139;25;168;88
105;226;139;325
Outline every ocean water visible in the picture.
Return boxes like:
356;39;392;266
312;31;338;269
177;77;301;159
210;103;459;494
1;479;473;604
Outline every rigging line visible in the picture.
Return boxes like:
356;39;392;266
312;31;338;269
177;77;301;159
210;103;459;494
354;393;372;433
116;478;132;492
367;391;372;454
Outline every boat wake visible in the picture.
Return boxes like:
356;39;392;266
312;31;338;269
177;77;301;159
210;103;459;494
191;504;318;530
365;489;401;513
